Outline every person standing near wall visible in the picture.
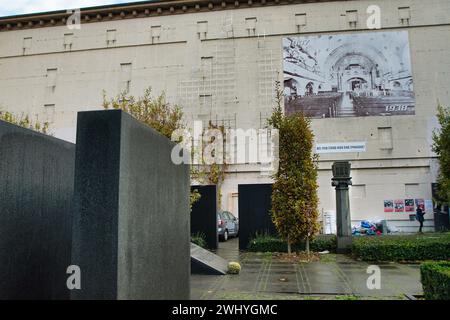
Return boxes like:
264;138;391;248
416;205;425;233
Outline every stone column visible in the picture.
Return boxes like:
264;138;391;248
331;161;352;253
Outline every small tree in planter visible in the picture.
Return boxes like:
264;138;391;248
103;88;204;209
432;103;450;205
268;81;320;254
103;88;229;210
102;88;184;139
0;110;49;134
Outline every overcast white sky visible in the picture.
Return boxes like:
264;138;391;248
0;0;150;17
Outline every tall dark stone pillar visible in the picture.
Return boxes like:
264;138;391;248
238;184;276;250
190;185;218;250
71;110;190;300
331;161;352;253
0;120;75;299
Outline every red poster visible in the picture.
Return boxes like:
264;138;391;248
394;199;405;212
415;199;425;210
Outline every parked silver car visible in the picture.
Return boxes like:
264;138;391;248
217;211;239;241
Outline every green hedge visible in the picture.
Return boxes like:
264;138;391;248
352;233;450;262
247;234;336;253
420;261;450;300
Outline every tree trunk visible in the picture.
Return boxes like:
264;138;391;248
287;236;292;255
305;236;310;254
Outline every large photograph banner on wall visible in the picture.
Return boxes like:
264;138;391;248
283;31;415;118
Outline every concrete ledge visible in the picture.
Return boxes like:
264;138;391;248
191;243;228;275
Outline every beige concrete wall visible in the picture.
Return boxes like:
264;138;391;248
1;0;449;231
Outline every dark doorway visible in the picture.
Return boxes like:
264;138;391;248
348;77;367;91
306;82;314;95
238;184;277;250
432;183;450;232
191;185;218;250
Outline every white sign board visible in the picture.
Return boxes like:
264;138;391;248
315;142;366;154
425;199;433;214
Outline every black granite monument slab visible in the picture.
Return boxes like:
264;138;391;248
190;185;218;250
71;110;190;300
238;184;277;250
0;120;75;299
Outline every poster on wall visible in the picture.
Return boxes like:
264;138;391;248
394;199;405;212
415;199;425;210
384;200;394;213
283;31;415;118
405;199;415;212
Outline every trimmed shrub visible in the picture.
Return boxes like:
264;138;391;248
247;233;336;253
227;262;241;275
352;233;450;262
191;232;207;249
420;261;450;300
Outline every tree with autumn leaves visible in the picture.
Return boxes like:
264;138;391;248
102;88;183;139
102;87;229;210
0;110;49;134
103;88;203;209
432;103;450;205
268;81;320;254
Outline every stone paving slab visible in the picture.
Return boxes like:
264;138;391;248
190;239;423;300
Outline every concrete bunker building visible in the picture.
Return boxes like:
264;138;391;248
0;0;449;232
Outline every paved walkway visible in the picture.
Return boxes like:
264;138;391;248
214;236;239;261
190;238;422;300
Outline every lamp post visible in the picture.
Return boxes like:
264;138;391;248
331;161;352;253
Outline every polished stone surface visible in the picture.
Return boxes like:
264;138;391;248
0;120;75;299
72;110;190;300
238;184;276;250
190;185;218;250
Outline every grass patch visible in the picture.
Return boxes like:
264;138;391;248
191;232;207;248
335;295;360;300
213;292;306;300
319;253;337;263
